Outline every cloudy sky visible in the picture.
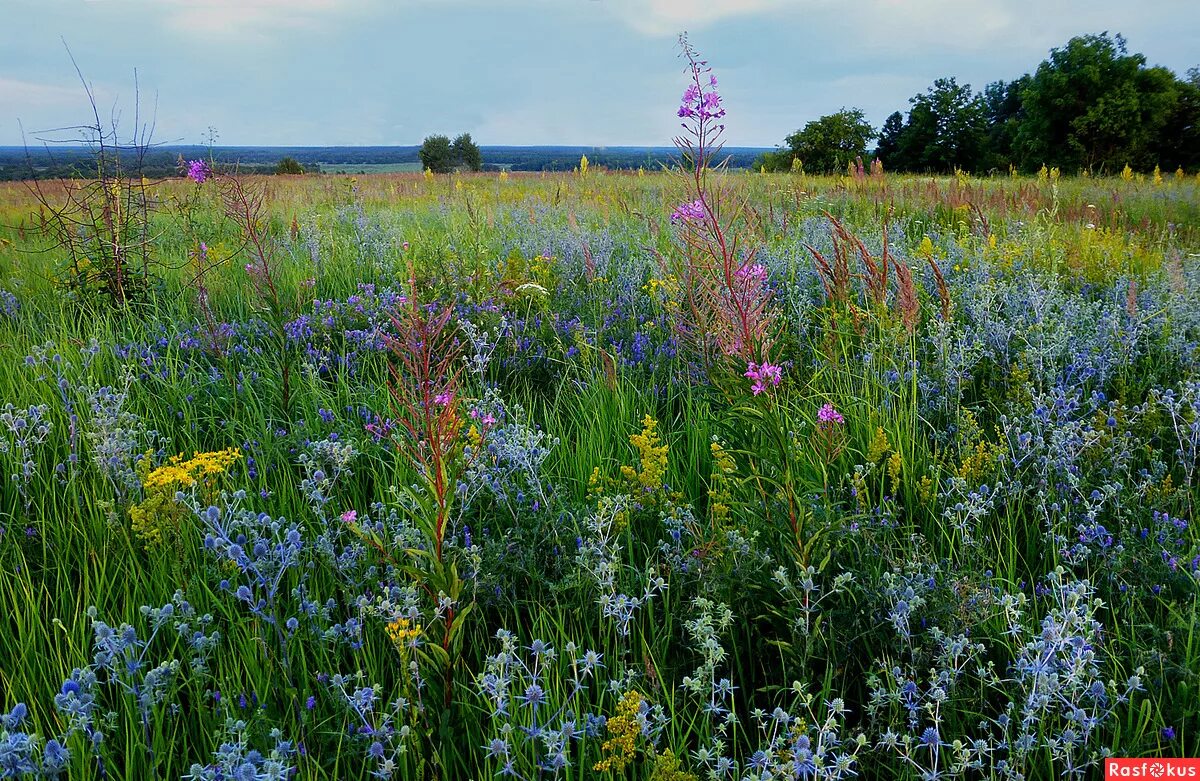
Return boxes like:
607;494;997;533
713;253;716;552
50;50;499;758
2;0;1197;148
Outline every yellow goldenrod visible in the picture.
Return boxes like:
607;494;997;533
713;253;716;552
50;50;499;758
595;690;643;773
918;474;936;506
650;749;697;781
887;451;902;495
867;427;891;463
142;448;241;490
131;448;239;547
708;439;736;525
624;415;669;495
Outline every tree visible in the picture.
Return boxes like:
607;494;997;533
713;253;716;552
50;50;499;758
1154;73;1200;170
779;108;875;173
751;148;791;172
452;133;483;172
420;133;483;173
275;156;304;175
894;78;989;173
874;111;904;167
419;134;455;173
982;76;1029;171
1016;33;1178;172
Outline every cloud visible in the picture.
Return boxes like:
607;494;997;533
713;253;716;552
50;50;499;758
597;0;801;36
151;0;355;36
0;77;83;109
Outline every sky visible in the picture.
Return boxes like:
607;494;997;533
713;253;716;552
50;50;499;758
2;0;1198;148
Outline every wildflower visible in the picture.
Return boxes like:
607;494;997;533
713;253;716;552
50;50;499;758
341;509;357;524
186;159;210;184
594;690;644;773
744;361;783;395
620;415;670;498
386;618;422;649
868;427;891;463
670;199;706;224
142;448;241;491
734;263;767;283
817;403;844;425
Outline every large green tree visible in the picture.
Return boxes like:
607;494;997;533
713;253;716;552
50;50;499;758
420;133;483;173
874;111;904;168
893;78;989;173
1016;33;1179;172
1151;67;1200;171
779;108;876;173
982;76;1029;171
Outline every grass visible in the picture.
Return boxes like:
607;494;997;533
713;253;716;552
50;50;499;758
0;167;1198;778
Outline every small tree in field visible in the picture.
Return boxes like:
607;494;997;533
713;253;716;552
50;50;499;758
24;53;160;307
275;156;304;175
420;133;483;173
452;133;482;171
781;108;876;173
420;134;455;173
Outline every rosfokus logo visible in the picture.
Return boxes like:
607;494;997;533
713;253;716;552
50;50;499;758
1106;759;1200;779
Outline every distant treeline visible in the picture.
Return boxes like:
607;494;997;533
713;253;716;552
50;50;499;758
0;145;771;182
758;33;1200;175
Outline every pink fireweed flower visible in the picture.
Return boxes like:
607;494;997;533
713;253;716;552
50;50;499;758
434;391;453;406
745;361;783;395
186;159;210;184
735;263;767;284
341;509;357;524
468;408;497;426
670;199;707;224
817;403;844;425
677;78;725;121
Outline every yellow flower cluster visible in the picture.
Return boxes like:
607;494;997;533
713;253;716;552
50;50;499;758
643;275;681;314
917;236;935;260
142;448;241;491
386;618;422;651
129;491;188;548
957;439;1001;484
707;439;736;526
867;427;891;464
621;415;668;494
650;748;697;781
865;427;902;495
131;448;240;548
589;416;680;532
594;690;643;773
918;474;936;506
887;451;902;494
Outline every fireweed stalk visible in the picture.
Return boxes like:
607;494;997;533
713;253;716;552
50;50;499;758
669;37;824;555
373;282;483;721
667;35;778;371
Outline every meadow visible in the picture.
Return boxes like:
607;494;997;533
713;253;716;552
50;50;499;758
3;57;1200;780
